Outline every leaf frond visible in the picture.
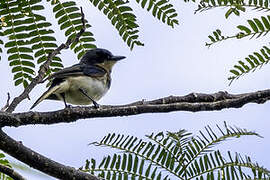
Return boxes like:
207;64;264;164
87;123;266;179
1;0;36;88
186;151;270;179
83;154;169;180
196;0;270;17
228;45;270;84
135;0;179;28
1;0;63;88
181;122;261;172
196;0;246;17
206;16;270;47
205;29;236;47
91;133;187;178
235;16;270;39
89;0;143;50
48;0;96;59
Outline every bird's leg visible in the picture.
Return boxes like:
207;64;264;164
60;93;70;108
78;88;99;108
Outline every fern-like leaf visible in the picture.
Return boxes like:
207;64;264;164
85;123;268;179
195;0;270;17
48;0;96;59
179;122;261;177
246;0;270;11
84;154;168;179
27;0;63;76
1;0;63;88
1;0;36;88
228;46;270;84
135;0;179;28
90;133;185;178
205;29;231;47
186;151;270;179
236;16;270;39
196;0;246;18
89;0;143;50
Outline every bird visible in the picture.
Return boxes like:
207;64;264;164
30;48;125;110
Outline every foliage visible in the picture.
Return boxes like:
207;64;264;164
0;0;179;88
193;0;270;84
135;0;179;28
228;46;270;84
48;0;96;59
0;0;62;87
81;123;270;179
0;152;15;180
88;0;143;50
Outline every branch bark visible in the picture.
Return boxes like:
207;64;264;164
0;164;26;180
0;89;268;127
0;129;99;180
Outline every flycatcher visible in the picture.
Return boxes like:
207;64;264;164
30;48;125;109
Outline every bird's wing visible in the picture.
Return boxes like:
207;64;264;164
47;64;83;80
30;65;107;109
82;65;107;77
47;64;106;80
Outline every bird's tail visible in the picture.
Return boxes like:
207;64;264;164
30;86;60;110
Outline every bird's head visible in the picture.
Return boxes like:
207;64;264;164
80;48;125;72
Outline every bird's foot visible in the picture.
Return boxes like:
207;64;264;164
65;104;72;108
93;101;100;109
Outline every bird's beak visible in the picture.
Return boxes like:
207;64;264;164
110;55;126;61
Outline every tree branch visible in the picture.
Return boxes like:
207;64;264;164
0;129;99;180
0;164;26;180
0;89;267;127
0;8;100;180
6;7;86;113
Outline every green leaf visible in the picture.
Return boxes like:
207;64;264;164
22;60;35;67
15;78;23;86
230;69;240;76
225;8;233;18
248;20;259;33
20;54;34;60
254;18;265;31
237;25;251;34
51;0;96;57
261;16;270;30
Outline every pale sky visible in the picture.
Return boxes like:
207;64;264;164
1;0;270;179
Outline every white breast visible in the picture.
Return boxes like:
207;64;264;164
60;76;109;105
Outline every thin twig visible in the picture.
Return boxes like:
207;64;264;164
0;164;26;180
6;7;86;113
1;93;10;111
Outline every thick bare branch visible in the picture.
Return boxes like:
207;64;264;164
6;8;86;113
0;164;26;180
0;89;266;127
0;129;99;180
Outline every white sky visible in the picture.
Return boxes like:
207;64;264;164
1;0;270;179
